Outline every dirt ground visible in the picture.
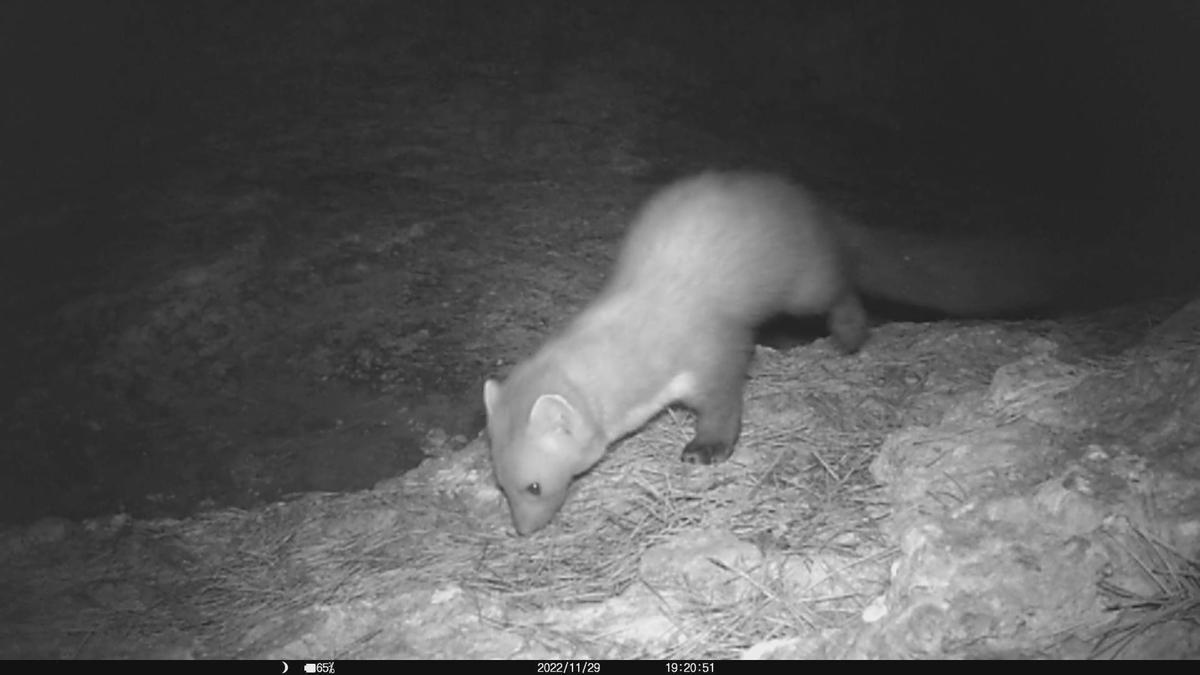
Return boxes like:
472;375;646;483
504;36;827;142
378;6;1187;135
1;1;1198;660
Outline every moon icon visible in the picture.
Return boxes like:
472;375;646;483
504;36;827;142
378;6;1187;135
282;662;289;673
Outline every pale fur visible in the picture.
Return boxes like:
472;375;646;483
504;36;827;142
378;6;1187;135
485;171;867;535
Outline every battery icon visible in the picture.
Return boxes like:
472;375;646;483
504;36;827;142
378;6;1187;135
304;665;316;673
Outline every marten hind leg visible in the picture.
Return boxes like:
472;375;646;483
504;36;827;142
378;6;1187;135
827;290;869;354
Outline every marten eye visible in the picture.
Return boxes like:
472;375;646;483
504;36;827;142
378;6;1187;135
526;482;541;496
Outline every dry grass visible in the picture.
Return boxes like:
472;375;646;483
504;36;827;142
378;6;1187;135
1093;523;1200;658
452;341;901;657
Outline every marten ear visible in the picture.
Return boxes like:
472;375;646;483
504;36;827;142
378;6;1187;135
483;379;501;416
529;394;583;439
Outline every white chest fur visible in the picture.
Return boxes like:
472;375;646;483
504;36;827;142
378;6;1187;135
613;371;699;439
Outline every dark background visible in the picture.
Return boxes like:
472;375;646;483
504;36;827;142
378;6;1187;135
4;1;1197;219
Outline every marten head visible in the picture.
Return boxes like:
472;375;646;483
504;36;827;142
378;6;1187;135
484;377;603;535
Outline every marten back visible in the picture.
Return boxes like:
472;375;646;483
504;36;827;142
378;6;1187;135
604;172;859;337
